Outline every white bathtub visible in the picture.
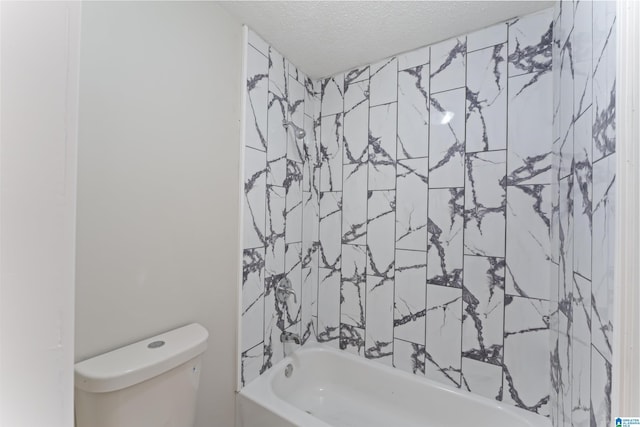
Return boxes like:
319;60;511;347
236;344;551;427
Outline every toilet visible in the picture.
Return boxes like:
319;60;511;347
74;323;208;427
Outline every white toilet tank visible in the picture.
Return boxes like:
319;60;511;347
75;323;208;427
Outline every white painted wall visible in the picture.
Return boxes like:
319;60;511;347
75;3;243;426
0;2;81;426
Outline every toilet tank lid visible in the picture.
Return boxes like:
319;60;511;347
74;323;208;393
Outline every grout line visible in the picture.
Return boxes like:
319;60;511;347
459;34;468;389
339;74;345;349
502;18;511;401
391;56;400;366
260;46;272;370
467;40;508;55
316;90;322;335
431;85;467;96
248;43;268;59
425;48;432;369
588;0;594;415
245;145;267;154
425;44;433;377
466;148;510;155
363;70;371;358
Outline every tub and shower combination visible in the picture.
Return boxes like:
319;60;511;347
237;344;551;427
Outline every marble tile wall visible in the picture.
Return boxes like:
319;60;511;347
241;5;615;422
310;9;555;415
240;29;321;386
550;2;616;427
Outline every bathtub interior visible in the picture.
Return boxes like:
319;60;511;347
239;345;552;427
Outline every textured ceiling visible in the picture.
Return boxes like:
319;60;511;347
220;1;553;79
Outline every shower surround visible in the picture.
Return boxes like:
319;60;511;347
240;3;616;425
550;1;616;427
309;9;554;414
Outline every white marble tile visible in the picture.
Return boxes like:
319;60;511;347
302;191;319;247
287;78;305;164
245;45;269;151
320;114;343;192
461;357;503;401
397;65;430;159
285;163;303;243
313;91;322;135
466;44;507;153
507;8;553;77
365;275;394;365
240;342;263;387
507;71;552;185
243;147;267;249
340;324;365;356
551;4;562;147
571;273;592;427
557;309;571;427
319;191;342;271
343;80;369;165
265;185;286;276
304;77;318;120
369;57;397;106
317;267;341;347
464;151;506;257
266;157;287;189
427;188;464;288
301;265;318;343
572;0;593;118
342;163;368;245
393;339;425;375
592;4;616;162
550;140;561;266
430;36;466;93
557;0;574;152
394;249;427;344
247;29;269;57
321;74;344;117
558;175;574;305
505;184;551;299
425;284;463;387
549;290;560;426
263;291;287;371
462;256;504;365
286;58;300;82
267;47;289;185
557;52;574;181
242;248;265;351
429;88;466;188
592;1;616;62
467;22;508;52
396;158;429;251
302;114;319;192
503;296;550;415
573;108;592;279
591;154;615;359
549;261;559;306
367;190;396;278
284;243;302;329
369;103;397;190
345;66;370;85
590;346;612;427
398;45;429;71
341;244;367;328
